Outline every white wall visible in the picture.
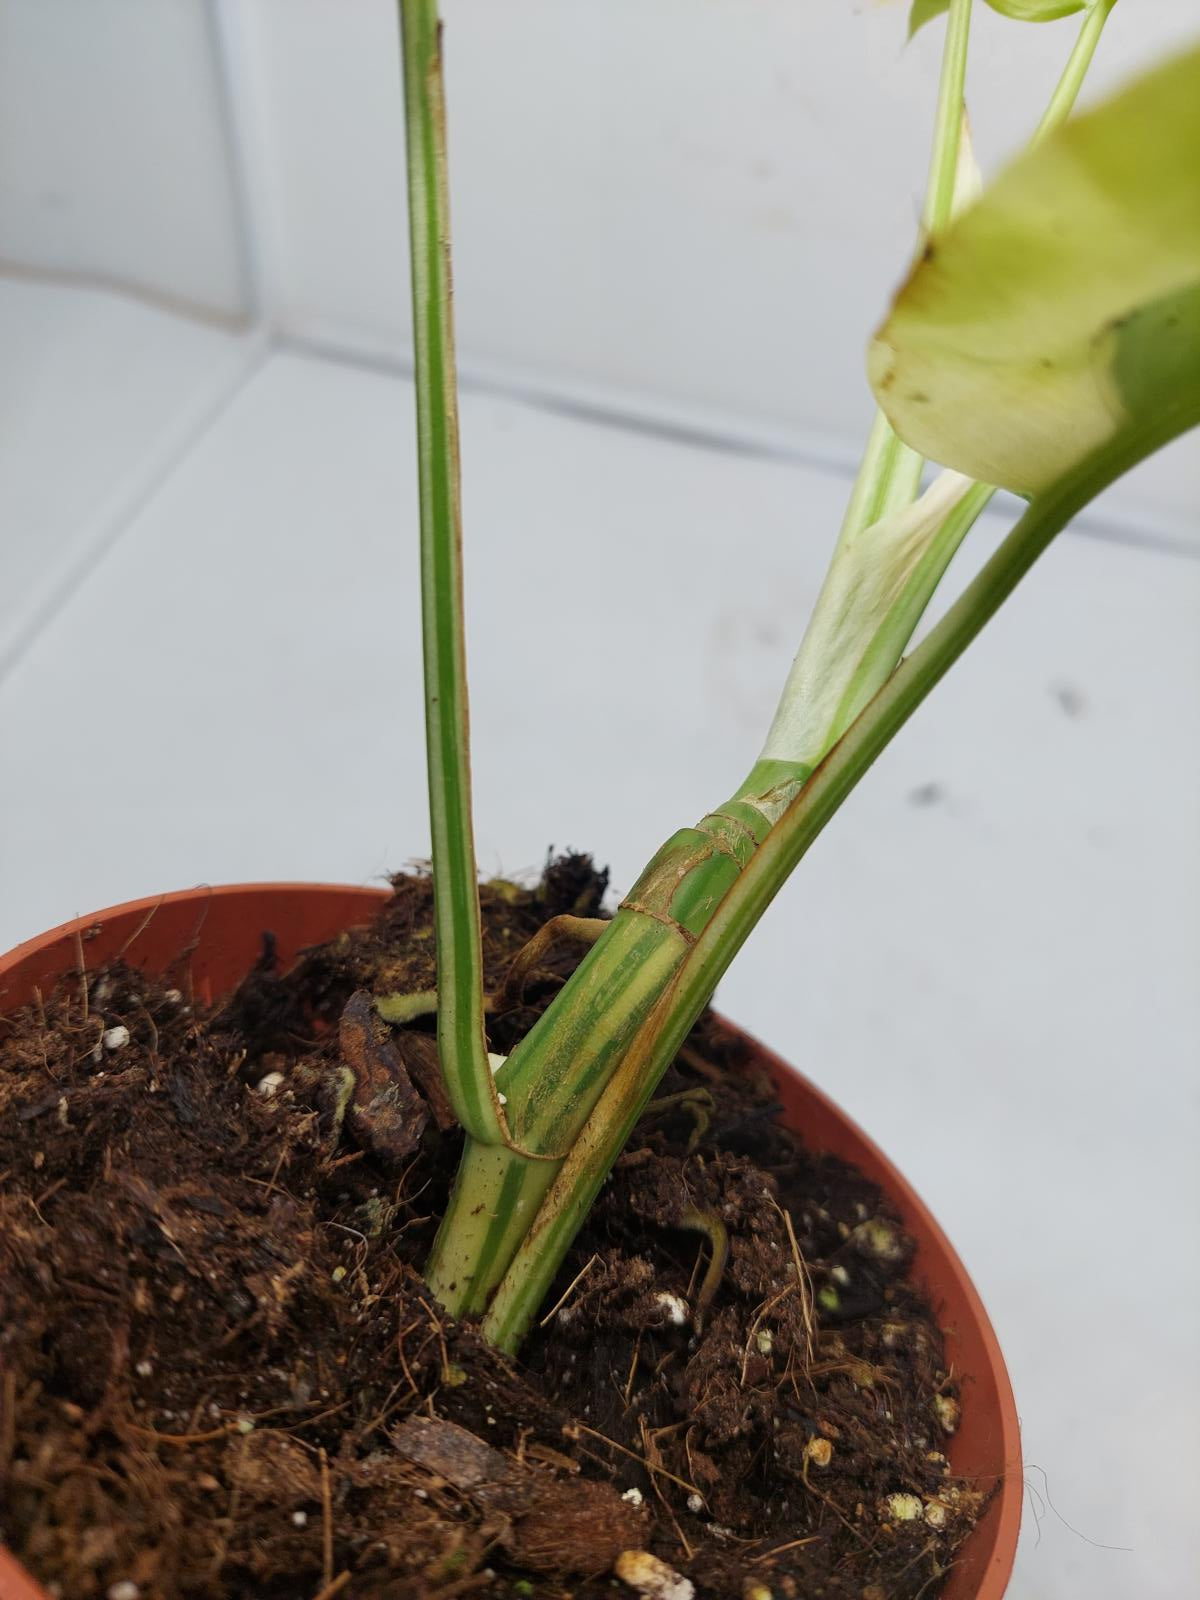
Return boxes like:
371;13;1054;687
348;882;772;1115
0;0;262;670
235;0;1200;536
1;0;1195;587
0;0;250;321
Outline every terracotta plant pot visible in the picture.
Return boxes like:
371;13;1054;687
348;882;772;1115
0;884;1022;1600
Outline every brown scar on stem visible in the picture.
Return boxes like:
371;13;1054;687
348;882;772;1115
617;900;696;942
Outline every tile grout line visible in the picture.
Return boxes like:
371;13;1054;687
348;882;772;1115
1;321;1190;696
0;333;273;690
0;1;275;691
279;328;1200;565
206;0;279;328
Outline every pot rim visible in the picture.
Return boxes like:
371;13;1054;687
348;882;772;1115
0;883;1021;1600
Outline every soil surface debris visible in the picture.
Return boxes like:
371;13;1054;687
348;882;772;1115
0;858;985;1599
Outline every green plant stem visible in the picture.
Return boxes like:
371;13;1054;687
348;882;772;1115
431;493;996;1322
764;0;1113;769
758;1;975;774
825;0;972;563
816;0;1115;749
429;0;978;1318
838;4;974;546
423;0;1120;1328
1033;1;1115;145
922;0;975;238
838;411;924;548
425;909;689;1309
824;9;974;550
823;478;994;746
423;760;806;1313
399;0;507;1148
482;396;1200;1353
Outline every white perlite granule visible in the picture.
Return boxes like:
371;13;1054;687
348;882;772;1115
615;1550;695;1600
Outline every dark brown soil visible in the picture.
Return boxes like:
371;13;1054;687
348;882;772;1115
0;858;984;1600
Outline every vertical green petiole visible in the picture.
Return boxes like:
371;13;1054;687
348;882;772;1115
399;0;512;1149
1033;1;1117;146
921;0;974;239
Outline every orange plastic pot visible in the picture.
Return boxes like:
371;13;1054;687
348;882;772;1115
0;885;1021;1600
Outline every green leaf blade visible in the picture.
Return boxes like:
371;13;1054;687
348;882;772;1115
909;0;951;41
869;47;1200;495
985;0;1088;20
910;0;1093;42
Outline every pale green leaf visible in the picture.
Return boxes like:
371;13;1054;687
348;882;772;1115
868;47;1200;495
985;0;1088;20
910;0;1091;39
908;0;950;40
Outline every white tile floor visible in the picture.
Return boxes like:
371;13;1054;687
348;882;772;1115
0;280;262;676
2;295;1198;1599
